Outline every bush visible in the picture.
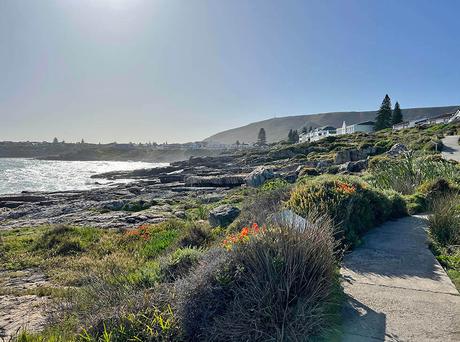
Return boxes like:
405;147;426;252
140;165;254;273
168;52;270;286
124;220;185;259
179;221;212;248
175;217;340;341
79;305;178;342
159;247;203;283
403;193;427;214
287;175;403;247
34;225;100;257
231;185;291;230
382;190;408;218
368;153;460;195
428;194;460;291
428;194;460;246
418;178;459;200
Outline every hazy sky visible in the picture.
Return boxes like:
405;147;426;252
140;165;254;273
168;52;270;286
1;0;459;143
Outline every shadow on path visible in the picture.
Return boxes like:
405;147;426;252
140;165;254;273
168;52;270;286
341;216;460;341
342;216;443;281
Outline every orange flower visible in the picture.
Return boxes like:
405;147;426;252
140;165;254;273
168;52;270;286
125;224;150;241
240;227;249;236
222;222;262;251
336;181;356;194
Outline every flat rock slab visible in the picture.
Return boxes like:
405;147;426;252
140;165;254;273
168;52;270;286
0;269;51;339
0;295;49;339
341;216;460;341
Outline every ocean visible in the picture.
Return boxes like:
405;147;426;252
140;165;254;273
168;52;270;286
0;158;166;195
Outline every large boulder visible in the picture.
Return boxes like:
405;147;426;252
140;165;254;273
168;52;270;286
386;143;408;157
208;205;241;227
334;147;376;164
245;167;275;187
339;159;368;173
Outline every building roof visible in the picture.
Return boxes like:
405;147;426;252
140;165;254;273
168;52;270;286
429;111;457;120
318;125;336;131
355;121;375;126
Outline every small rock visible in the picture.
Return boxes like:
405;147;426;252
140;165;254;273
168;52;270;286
100;200;125;211
387;143;408;157
339;159;368;173
174;210;187;219
208;205;241;227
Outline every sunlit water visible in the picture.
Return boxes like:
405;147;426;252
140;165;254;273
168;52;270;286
0;158;167;195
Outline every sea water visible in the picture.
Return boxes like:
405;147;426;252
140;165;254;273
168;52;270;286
0;158;166;195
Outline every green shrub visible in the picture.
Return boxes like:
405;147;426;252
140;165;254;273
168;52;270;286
231;185;291;231
368;153;460;195
428;194;460;291
34;225;101;257
260;177;289;191
175;217;340;341
159;247;203;282
140;228;180;259
403;193;427;214
417;178;459;200
428;194;460;247
288;175;403;247
382;190;408;218
179;221;212;248
187;205;209;220
78;306;178;342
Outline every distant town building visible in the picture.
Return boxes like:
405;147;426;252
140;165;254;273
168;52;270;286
336;121;375;135
393;109;460;130
449;109;460;123
300;126;336;142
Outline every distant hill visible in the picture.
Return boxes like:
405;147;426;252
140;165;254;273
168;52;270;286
204;106;459;144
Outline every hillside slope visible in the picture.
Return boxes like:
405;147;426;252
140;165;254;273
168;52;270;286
205;106;459;144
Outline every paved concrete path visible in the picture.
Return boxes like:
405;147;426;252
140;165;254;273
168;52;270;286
441;135;460;162
341;216;460;341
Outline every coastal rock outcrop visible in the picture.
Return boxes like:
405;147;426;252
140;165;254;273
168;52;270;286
334;147;376;164
245;167;275;187
208;205;240;227
185;175;246;187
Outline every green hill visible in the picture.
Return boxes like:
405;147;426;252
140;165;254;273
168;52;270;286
204;106;459;144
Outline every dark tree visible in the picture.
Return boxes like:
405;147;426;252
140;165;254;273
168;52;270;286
301;126;308;134
375;94;393;130
292;130;299;143
392;101;403;125
235;140;240;146
52;137;58;144
309;126;313;132
257;128;267;146
288;129;300;143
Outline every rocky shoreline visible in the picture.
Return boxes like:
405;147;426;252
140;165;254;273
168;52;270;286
0;146;384;231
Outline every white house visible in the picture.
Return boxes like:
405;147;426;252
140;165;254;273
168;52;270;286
392;118;428;130
448;109;460;123
393;109;460;130
336;121;375;135
299;126;336;142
